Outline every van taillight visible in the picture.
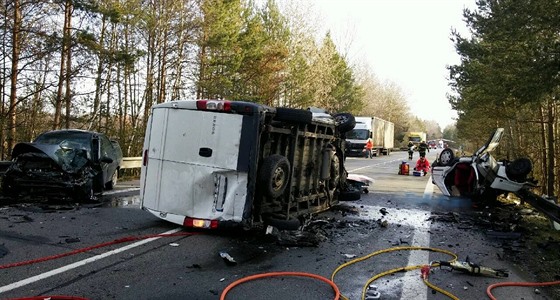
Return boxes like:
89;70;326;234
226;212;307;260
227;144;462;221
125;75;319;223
196;100;231;112
184;217;219;229
143;149;148;166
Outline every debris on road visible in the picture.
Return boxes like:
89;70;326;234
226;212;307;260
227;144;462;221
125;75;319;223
219;251;237;266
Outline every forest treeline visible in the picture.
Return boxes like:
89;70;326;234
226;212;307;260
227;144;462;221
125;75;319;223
449;0;560;197
1;0;559;197
1;0;417;158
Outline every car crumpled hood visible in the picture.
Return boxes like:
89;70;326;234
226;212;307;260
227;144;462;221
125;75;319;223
12;142;90;173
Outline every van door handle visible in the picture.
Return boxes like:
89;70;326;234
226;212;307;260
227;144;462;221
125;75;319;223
199;147;213;157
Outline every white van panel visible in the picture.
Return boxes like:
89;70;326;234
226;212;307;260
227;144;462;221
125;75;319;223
149;108;242;169
141;107;248;223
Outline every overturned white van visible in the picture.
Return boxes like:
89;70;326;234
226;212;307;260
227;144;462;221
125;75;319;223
140;99;358;230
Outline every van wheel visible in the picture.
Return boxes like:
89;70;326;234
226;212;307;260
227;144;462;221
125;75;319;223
274;107;312;123
263;215;301;230
339;190;361;201
334;113;356;133
259;154;291;198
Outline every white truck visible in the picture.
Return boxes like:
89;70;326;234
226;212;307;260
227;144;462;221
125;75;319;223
345;116;395;157
139;99;360;230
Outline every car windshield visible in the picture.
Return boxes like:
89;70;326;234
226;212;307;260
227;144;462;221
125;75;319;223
347;129;369;140
34;131;92;151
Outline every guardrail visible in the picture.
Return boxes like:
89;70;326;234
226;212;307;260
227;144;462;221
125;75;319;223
0;157;143;174
121;157;142;169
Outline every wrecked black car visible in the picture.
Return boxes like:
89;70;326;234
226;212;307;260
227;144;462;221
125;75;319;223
1;129;123;201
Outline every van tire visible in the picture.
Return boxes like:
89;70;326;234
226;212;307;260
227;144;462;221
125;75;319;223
334;113;356;133
263;215;301;230
259;154;291;198
274;107;312;123
339;190;361;201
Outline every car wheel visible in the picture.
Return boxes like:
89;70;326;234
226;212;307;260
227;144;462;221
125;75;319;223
259;154;291;198
105;169;118;190
439;148;455;166
506;158;532;182
334;113;356;133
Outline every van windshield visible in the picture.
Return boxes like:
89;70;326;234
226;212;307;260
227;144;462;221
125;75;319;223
347;129;369;140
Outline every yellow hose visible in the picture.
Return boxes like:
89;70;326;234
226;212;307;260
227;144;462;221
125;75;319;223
330;246;459;300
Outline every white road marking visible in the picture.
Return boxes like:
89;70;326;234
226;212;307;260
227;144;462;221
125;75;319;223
348;201;433;300
400;179;433;300
423;176;434;199
0;227;183;293
348;158;404;172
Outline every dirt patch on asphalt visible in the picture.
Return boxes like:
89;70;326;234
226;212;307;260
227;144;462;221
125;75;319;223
467;195;560;297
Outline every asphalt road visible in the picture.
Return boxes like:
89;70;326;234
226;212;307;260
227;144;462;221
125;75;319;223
0;149;555;300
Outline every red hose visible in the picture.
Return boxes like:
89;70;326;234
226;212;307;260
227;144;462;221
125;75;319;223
220;271;340;300
0;232;198;269
487;280;560;300
6;296;89;300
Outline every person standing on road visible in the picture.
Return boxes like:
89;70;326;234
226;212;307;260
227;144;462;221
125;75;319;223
414;156;431;175
418;140;429;158
364;137;374;159
407;141;414;160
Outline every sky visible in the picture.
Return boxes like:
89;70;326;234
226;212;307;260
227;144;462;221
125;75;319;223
311;0;477;129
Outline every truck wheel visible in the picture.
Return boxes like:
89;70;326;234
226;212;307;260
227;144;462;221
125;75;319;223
259;154;291;198
334;113;356;133
274;107;312;123
439;148;455;166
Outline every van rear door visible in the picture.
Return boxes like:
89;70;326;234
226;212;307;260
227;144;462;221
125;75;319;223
141;103;249;223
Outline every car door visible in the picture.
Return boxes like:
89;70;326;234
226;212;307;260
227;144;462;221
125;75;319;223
99;134;119;186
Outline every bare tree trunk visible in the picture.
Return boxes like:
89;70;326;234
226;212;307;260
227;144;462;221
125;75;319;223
546;99;555;196
157;33;168;104
54;0;72;130
555;102;559;197
64;7;72;129
197;44;206;99
88;15;108;131
171;14;185;100
30;60;49;139
7;0;21;158
143;32;155;118
539;105;548;195
1;3;8;159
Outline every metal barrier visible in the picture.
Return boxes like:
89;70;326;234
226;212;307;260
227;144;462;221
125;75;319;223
121;157;142;169
0;157;143;174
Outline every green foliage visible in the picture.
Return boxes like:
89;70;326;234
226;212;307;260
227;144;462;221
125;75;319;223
449;0;560;194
